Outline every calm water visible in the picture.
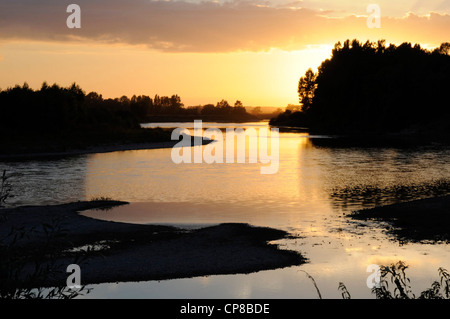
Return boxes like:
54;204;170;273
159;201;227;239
1;121;449;298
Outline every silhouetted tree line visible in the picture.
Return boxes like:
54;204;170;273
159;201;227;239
136;98;256;122
270;40;450;137
84;92;188;123
192;99;255;121
0;82;140;138
86;92;255;122
0;83;256;140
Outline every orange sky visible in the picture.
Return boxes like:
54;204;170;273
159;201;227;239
0;0;449;106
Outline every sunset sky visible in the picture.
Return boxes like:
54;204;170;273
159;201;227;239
1;0;449;106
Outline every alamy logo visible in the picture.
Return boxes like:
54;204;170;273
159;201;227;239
366;264;381;288
170;120;279;174
66;264;81;289
367;4;381;29
66;4;81;29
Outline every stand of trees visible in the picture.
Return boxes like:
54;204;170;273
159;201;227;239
270;40;450;137
0;83;257;137
0;83;258;153
133;98;257;122
0;83;142;144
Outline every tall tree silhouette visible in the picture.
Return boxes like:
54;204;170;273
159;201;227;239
271;39;450;138
298;68;317;112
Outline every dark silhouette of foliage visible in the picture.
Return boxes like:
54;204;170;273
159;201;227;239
297;68;317;112
338;282;351;299
0;83;256;154
372;261;414;299
0;82;139;137
306;261;450;299
0;219;92;299
0;170;12;208
0;176;91;299
337;261;450;299
234;100;244;108
271;40;450;138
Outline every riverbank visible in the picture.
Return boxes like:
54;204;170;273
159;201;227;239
0;201;305;290
0;133;213;161
349;195;450;243
0;126;172;158
0;141;180;161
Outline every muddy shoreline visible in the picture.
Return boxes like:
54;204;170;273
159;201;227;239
349;195;450;243
0;201;305;289
0;137;213;161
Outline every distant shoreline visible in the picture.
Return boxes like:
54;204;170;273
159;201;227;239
0;137;213;161
0;140;178;160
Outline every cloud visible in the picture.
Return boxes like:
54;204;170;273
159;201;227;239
0;0;449;52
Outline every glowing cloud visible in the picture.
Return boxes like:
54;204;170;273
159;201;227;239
0;0;449;52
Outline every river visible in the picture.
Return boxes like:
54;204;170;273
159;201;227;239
1;121;449;298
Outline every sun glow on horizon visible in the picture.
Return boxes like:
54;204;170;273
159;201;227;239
1;0;449;107
0;42;334;107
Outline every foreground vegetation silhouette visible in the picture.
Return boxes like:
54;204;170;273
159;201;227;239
301;261;450;299
338;261;450;299
0;216;92;299
271;40;450;139
0;171;91;299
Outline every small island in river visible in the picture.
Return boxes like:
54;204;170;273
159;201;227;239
349;195;450;244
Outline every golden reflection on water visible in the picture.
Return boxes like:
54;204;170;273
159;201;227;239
84;131;319;213
2;122;449;298
79;122;450;298
83;130;335;234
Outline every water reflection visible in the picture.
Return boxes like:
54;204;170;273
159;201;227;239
0;155;88;206
1;122;450;298
310;144;450;211
329;180;450;211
